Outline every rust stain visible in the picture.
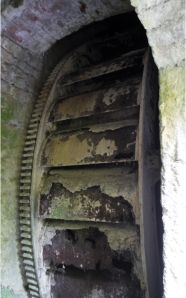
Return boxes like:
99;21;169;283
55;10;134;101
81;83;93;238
79;1;87;13
43;228;142;297
43;228;134;273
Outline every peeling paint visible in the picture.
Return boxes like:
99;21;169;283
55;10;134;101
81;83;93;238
40;183;134;223
53;76;140;122
43;126;136;166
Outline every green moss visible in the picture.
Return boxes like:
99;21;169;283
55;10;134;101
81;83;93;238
159;62;185;159
1;94;33;293
159;62;185;118
1;97;14;123
1;95;31;126
1;287;21;298
2;124;22;148
1;95;29;150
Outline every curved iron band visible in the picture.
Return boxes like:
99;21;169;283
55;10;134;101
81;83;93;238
18;62;62;298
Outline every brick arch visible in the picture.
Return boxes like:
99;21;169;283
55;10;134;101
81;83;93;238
2;0;184;68
1;0;132;52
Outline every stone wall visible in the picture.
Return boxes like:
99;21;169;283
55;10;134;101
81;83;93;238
1;36;42;297
131;0;185;68
1;0;185;297
131;1;186;297
159;63;186;298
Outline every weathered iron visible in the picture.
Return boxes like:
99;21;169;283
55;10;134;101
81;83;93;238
18;16;149;298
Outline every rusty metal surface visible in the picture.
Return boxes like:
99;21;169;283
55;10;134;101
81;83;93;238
56;69;143;104
53;76;140;122
40;184;134;223
60;48;145;86
43;227;139;275
24;20;147;296
43;228;142;298
42;126;137;167
39;166;137;222
55;107;139;133
52;270;142;298
43;228;114;270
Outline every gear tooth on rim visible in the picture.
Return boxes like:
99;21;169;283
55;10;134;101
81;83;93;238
18;60;62;298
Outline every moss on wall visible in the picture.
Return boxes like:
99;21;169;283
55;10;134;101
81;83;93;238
160;62;185;128
159;61;185;158
1;287;22;298
159;62;186;298
1;94;34;297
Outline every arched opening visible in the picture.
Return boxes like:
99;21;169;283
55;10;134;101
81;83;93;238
2;1;185;298
17;11;162;298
